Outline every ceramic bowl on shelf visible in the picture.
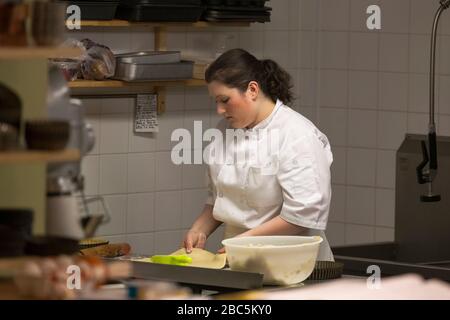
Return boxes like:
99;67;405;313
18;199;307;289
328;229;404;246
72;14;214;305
25;120;70;151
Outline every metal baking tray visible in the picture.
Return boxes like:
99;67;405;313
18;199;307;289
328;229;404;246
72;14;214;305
115;51;181;64
113;60;194;81
130;260;264;293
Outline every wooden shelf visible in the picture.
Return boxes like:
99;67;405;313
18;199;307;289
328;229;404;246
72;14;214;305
69;79;206;89
0;47;82;60
72;20;250;28
0;149;80;165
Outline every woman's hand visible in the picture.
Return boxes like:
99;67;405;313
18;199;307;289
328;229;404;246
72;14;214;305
183;229;207;253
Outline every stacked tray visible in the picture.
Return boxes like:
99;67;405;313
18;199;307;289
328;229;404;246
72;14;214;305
113;51;194;81
202;0;271;22
115;0;204;22
63;0;119;20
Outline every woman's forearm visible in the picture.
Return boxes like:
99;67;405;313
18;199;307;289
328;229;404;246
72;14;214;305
190;204;223;236
239;216;306;237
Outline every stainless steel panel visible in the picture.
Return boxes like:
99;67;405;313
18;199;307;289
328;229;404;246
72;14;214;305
113;60;194;81
396;134;450;263
115;51;181;64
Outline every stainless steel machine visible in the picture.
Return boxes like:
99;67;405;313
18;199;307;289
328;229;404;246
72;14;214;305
46;65;110;240
333;134;450;281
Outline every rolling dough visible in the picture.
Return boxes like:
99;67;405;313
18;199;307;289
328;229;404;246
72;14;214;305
170;248;227;269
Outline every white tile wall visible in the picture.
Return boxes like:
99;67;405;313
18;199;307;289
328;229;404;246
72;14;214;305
266;0;290;31
326;222;346;246
438;36;450;75
126;233;154;255
346;148;377;187
99;154;127;195
409;74;432;113
238;31;264;59
348;71;378;110
318;107;347;146
300;31;317;69
182;163;208;189
347;110;377;148
127;193;154;233
377;111;407;150
154;231;185;254
97;195;127;235
81;155;99;196
345;224;375;245
329;185;346;223
300;0;318;30
439;76;450;115
378;0;410;33
154;191;182;231
263;31;290;70
409;35;433;74
410;0;438;35
319;0;350;31
330;147;347;185
376;150;396;189
379;34;409;73
320;32;349;69
407;113;429;135
127;153;156;193
100;113;129;154
155;152;182;191
349;32;378;71
379;72;408;112
318;70;348;108
156;111;184;151
85;114;100;155
346;186;375;225
439;115;450;136
299;69;317;106
182;189;208;229
375;188;395;228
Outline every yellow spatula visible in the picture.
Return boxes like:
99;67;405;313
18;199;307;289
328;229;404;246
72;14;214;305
150;254;192;266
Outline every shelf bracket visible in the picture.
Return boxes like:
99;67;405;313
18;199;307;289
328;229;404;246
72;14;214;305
154;26;167;115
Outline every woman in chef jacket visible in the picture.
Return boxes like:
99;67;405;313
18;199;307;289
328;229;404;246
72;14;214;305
183;48;334;261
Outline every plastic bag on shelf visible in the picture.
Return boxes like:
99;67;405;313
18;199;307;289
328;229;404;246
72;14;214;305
80;39;116;81
49;38;116;81
49;38;85;81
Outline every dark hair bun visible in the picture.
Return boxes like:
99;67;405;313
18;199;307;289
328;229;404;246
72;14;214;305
261;59;293;105
206;49;293;105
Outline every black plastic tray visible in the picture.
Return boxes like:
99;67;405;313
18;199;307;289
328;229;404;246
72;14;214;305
204;0;268;8
116;4;204;22
66;1;119;20
121;0;201;5
206;5;271;12
203;9;270;22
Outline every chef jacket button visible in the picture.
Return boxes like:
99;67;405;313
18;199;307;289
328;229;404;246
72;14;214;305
293;159;298;165
218;192;224;197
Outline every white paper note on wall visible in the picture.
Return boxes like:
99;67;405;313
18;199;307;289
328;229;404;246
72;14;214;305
135;94;159;133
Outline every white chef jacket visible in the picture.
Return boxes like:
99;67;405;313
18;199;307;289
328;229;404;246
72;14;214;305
205;99;334;261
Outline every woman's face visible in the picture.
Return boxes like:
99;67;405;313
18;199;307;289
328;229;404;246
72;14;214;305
208;81;258;129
